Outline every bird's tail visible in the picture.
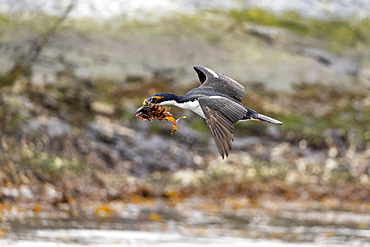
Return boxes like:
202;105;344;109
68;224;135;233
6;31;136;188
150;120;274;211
251;113;283;125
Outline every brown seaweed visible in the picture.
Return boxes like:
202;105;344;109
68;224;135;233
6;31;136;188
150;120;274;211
134;96;185;135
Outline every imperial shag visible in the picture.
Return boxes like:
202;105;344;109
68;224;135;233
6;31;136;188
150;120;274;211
136;65;282;159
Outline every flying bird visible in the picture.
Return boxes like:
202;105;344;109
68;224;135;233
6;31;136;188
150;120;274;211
135;65;282;158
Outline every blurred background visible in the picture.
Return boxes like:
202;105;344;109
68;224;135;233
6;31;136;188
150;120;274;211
0;0;369;246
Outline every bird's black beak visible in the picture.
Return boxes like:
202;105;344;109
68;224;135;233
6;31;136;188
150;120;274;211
134;103;152;120
134;105;145;116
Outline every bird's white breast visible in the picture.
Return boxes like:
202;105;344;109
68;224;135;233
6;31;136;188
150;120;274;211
160;100;205;119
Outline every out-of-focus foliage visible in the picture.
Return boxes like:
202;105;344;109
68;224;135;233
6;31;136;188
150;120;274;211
225;8;370;51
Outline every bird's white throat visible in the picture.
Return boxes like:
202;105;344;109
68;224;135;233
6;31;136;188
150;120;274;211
160;100;205;118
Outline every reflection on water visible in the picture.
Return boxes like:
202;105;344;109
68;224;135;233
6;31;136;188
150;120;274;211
1;198;369;247
1;229;323;247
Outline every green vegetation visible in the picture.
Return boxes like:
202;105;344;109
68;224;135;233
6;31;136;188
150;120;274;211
19;148;85;174
0;94;30;134
188;118;210;133
224;8;370;51
1;6;369;52
287;84;369;142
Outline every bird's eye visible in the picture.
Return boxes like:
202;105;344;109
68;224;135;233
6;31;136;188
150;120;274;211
143;98;152;105
151;96;164;103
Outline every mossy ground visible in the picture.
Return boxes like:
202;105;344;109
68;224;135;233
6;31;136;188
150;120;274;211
0;71;368;205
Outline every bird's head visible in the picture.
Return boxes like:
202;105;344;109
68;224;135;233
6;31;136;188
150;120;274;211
146;93;166;104
134;93;179;117
146;93;178;104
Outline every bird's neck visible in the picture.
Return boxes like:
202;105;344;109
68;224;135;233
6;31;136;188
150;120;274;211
160;93;182;103
158;93;203;117
156;93;185;105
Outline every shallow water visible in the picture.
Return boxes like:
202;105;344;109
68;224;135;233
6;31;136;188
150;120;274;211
0;229;327;247
1;198;369;247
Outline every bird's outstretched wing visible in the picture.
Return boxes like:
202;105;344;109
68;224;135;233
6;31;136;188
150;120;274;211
198;96;248;159
193;65;246;103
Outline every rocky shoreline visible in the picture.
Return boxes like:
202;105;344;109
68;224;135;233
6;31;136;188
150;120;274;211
0;7;369;244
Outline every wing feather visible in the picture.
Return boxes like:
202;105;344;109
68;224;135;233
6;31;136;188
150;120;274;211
199;97;247;158
194;66;246;102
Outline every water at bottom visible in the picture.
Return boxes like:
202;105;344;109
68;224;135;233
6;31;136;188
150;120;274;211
0;229;321;247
